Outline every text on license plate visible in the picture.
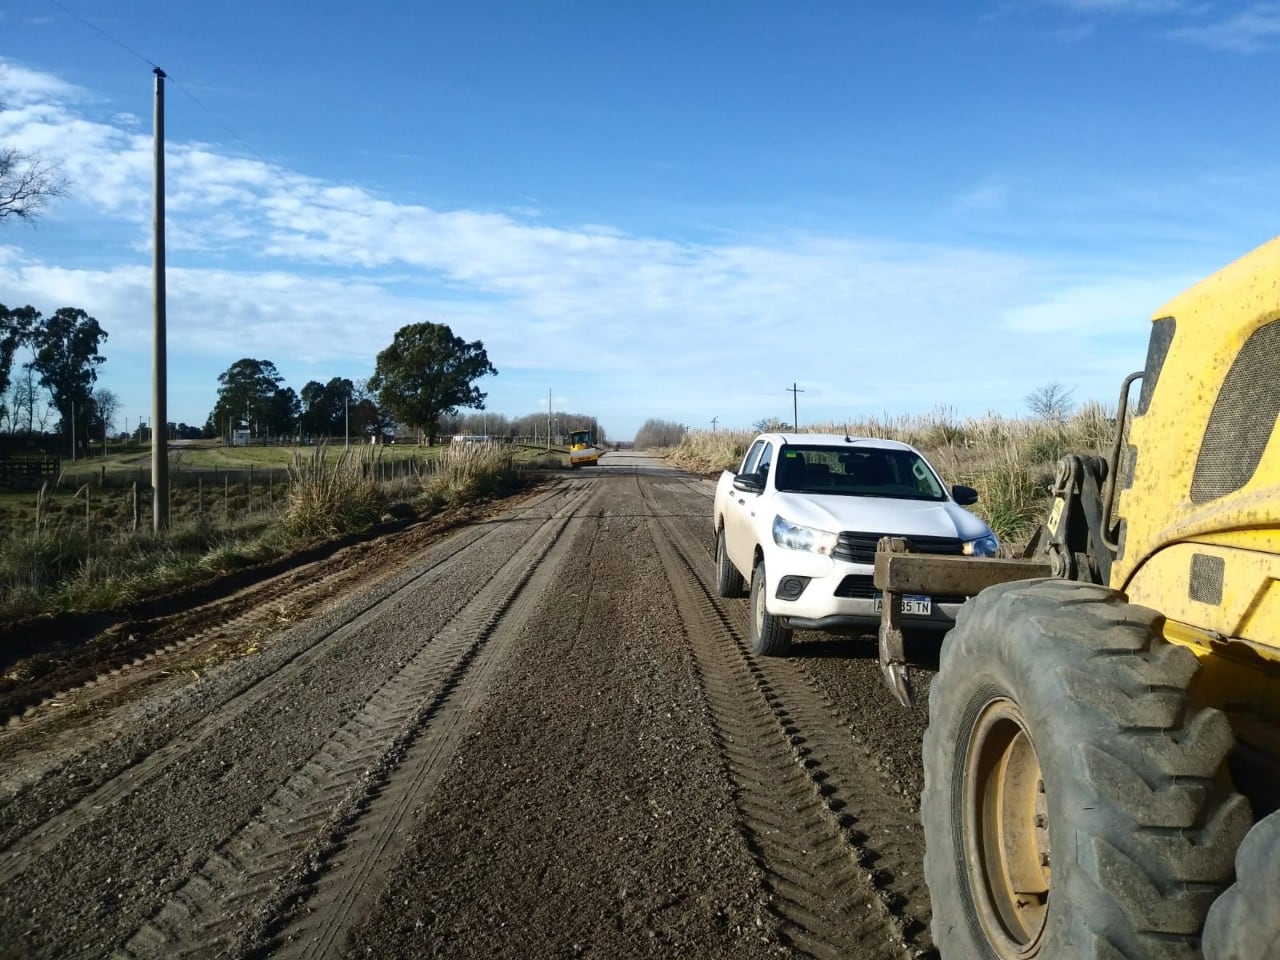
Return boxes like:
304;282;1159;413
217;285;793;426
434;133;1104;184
873;594;932;615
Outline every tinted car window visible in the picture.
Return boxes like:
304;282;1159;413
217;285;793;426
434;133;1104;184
756;442;775;481
776;445;946;500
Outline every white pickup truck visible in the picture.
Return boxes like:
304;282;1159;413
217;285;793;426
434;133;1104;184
712;433;999;655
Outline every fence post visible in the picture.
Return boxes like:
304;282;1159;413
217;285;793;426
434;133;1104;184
198;476;203;519
132;481;140;532
225;474;229;524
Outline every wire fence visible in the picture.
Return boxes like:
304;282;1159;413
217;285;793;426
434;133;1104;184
3;456;435;541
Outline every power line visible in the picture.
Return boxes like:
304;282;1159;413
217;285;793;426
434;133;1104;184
46;0;164;73
41;0;315;207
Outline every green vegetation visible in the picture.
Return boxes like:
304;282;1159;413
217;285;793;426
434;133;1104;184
369;322;497;442
0;440;536;621
668;406;1116;548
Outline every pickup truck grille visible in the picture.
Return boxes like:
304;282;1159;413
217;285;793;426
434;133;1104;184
834;574;968;605
833;532;965;564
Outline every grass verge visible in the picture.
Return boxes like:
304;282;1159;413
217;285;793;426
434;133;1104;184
0;442;530;622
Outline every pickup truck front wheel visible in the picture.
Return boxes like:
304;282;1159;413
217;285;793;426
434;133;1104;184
714;528;744;598
749;560;792;656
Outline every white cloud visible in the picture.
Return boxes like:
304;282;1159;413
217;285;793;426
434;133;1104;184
1168;5;1280;52
1000;275;1199;333
1040;0;1185;13
0;60;83;106
0;57;1255;435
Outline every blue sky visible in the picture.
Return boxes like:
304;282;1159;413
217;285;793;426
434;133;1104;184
1;1;1277;440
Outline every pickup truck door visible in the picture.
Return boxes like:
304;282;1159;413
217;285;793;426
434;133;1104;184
725;441;773;576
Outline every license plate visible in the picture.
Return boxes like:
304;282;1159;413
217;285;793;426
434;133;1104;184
873;594;932;615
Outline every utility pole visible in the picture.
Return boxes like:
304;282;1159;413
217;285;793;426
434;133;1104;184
345;396;350;447
787;382;804;431
546;388;551;453
711;416;718;433
152;67;170;531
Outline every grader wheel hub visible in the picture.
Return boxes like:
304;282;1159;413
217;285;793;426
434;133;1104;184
963;698;1051;958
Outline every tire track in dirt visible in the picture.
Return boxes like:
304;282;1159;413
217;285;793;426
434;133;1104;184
117;492;591;959
640;476;933;959
0;484;593;892
0;484;562;760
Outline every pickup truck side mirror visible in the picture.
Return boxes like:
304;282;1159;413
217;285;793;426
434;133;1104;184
733;472;765;494
951;484;979;506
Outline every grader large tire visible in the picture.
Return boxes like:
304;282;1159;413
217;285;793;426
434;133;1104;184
1203;808;1280;960
922;579;1251;960
714;528;744;598
749;560;792;656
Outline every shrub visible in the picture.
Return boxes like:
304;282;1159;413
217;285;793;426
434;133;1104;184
283;444;386;539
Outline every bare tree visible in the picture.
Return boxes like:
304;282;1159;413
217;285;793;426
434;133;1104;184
0;146;69;224
1025;381;1075;423
8;366;53;433
92;387;121;439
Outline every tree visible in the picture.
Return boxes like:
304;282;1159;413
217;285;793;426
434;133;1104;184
1025;381;1075;422
89;387;121;443
205;358;286;439
0;304;38;427
300;376;355;438
753;416;789;433
369;323;497;443
352;378;392;439
0;145;68;224
27;307;108;448
633;419;687;449
266;385;301;438
4;365;51;434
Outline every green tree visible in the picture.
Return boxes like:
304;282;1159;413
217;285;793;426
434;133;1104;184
266;385;301;438
369;323;496;443
27;307;108;449
300;376;355;438
206;358;286;439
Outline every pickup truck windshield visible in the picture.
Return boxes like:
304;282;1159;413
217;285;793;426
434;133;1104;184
774;445;947;501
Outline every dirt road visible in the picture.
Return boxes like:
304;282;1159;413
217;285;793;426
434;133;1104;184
0;452;940;959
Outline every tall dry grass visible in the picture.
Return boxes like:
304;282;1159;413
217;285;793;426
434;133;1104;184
418;442;524;510
283;444;387;539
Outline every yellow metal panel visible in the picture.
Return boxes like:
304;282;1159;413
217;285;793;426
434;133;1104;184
1125;542;1280;653
1114;238;1280;604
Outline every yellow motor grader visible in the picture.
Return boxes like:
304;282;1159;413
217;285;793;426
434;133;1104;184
873;237;1280;959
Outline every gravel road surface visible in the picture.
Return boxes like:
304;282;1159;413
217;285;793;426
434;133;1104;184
0;452;939;959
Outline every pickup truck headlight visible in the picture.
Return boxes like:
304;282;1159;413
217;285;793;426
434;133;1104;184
963;534;1000;557
772;515;839;556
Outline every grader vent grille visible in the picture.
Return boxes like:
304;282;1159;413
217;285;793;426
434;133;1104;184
1191;319;1280;503
1189;554;1225;605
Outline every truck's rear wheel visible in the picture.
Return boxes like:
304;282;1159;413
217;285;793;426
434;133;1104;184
714;528;744;598
749;560;792;656
922;579;1251;959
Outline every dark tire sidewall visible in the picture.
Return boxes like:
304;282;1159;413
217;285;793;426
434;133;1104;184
922;580;1241;959
749;560;791;656
715;528;742;598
